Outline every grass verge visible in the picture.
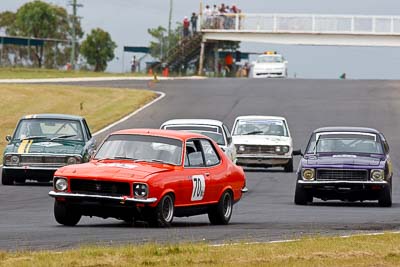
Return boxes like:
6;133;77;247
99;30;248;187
1;233;400;266
0;84;157;163
0;67;149;79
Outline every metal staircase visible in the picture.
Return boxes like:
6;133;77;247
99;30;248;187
156;34;203;72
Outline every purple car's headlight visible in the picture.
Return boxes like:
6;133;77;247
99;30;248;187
371;169;384;181
302;168;315;180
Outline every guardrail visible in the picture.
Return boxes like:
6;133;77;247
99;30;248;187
201;13;400;35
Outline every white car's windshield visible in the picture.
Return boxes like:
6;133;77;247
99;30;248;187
256;55;283;63
14;119;83;141
95;134;183;165
164;125;225;146
233;119;288;137
306;132;383;154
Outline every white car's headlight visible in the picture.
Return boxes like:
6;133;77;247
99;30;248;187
371;169;384;181
55;177;68;191
237;145;245;152
302;168;315;180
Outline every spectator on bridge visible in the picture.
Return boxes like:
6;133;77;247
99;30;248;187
183;16;190;37
211;5;219;29
218;4;227;29
191;12;198;34
203;5;212;28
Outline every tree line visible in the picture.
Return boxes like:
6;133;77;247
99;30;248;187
0;0;116;72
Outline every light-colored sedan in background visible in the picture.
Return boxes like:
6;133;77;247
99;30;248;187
160;119;237;163
252;52;288;78
231;115;294;172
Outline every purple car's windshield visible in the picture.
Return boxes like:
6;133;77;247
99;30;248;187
306;132;383;154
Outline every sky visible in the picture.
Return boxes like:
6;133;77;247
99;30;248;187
2;0;400;79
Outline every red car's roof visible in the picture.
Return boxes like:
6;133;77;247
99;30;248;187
110;128;207;140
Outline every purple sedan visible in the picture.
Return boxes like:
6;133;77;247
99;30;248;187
293;127;393;207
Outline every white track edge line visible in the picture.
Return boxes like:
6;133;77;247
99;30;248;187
92;91;165;137
210;231;400;247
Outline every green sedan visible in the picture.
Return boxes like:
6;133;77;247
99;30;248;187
2;114;96;185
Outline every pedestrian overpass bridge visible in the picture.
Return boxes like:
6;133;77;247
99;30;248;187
197;13;400;74
200;13;400;47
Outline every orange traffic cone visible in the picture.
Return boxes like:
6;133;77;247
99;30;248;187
162;67;169;77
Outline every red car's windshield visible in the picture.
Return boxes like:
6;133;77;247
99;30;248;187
95;134;183;165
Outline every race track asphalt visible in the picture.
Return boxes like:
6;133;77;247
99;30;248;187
2;78;400;250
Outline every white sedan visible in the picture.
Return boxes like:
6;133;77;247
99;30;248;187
160;119;237;163
252;53;288;78
231;116;294;172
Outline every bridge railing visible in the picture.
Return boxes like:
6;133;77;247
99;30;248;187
201;13;400;35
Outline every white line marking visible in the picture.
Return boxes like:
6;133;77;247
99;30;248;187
93;91;166;137
0;76;207;83
210;231;400;247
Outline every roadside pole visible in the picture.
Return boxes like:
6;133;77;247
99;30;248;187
198;42;205;76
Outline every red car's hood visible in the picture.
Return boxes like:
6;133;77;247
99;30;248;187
55;160;175;181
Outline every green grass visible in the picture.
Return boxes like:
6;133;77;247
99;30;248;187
0;84;157;163
1;233;400;266
0;67;150;79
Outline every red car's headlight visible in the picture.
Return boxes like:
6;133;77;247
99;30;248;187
54;177;68;191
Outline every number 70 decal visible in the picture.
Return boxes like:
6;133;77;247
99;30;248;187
191;175;206;201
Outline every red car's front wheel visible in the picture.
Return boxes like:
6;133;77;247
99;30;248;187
54;201;81;226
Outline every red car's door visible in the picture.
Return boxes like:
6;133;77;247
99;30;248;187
179;138;225;206
179;139;213;206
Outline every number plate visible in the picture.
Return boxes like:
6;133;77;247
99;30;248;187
191;175;206;201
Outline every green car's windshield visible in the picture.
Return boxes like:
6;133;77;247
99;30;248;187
13;118;84;141
306;132;384;154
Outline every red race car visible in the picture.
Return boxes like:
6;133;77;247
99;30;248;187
49;129;247;227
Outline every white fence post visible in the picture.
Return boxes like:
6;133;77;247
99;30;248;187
273;14;277;32
235;14;239;31
312;15;316;33
372;16;376;33
391;16;394;33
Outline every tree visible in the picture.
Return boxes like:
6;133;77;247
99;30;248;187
80;28;117;72
0;1;83;68
148;23;183;60
148;26;167;60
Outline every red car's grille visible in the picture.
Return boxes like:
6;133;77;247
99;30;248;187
70;179;131;197
316;169;368;181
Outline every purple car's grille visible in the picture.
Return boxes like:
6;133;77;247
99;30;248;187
316;169;368;181
70;179;130;197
